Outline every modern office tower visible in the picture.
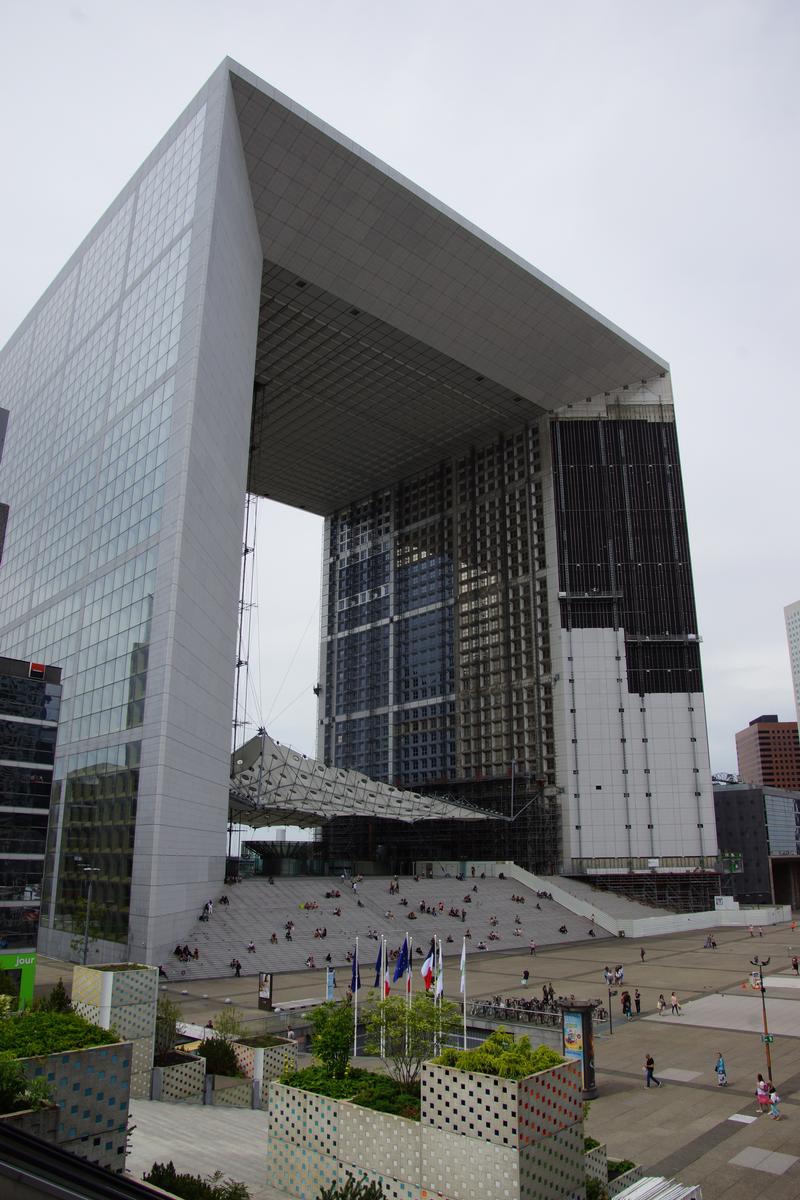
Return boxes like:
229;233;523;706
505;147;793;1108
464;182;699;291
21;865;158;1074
0;657;62;951
735;715;800;790
786;601;800;726
713;782;800;907
0;59;717;964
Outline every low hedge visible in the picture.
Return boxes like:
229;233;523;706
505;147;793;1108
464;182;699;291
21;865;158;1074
0;1012;118;1059
281;1065;421;1119
432;1028;564;1080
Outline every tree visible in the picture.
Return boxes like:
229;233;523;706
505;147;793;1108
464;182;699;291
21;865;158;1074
362;994;460;1087
38;979;72;1014
67;897;106;963
309;1002;353;1079
211;1006;248;1043
154;996;183;1062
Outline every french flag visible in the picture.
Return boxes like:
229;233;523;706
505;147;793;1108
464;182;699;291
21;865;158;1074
420;940;435;991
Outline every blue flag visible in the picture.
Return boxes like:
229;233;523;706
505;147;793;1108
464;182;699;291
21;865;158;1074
351;944;361;992
374;941;383;988
393;936;409;983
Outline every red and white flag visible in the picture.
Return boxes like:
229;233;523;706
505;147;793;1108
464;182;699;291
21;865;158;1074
420;944;435;991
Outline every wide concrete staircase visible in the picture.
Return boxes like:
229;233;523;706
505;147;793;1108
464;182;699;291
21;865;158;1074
160;873;608;981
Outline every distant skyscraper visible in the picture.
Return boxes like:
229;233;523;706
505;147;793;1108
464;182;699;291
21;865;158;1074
735;714;800;790
0;59;718;963
785;600;800;726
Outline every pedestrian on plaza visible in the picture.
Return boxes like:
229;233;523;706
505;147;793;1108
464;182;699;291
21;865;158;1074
714;1053;727;1086
634;988;641;1015
640;948;646;963
529;939;537;955
603;966;612;984
621;991;632;1020
748;925;754;937
792;955;799;976
756;1073;770;1114
521;969;530;986
643;1054;662;1088
657;993;666;1016
768;1086;782;1119
670;991;681;1015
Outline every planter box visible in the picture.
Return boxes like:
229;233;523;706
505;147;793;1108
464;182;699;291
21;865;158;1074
20;1040;133;1172
151;1051;205;1103
72;963;158;1100
209;1075;253;1107
584;1143;608;1184
0;1103;60;1141
233;1036;297;1104
608;1165;644;1197
267;1058;586;1200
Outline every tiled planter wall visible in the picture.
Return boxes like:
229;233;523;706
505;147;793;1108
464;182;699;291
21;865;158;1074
151;1052;205;1103
20;1040;132;1172
232;1036;297;1103
267;1059;586;1200
608;1164;644;1197
584;1143;609;1184
0;1103;60;1141
72;964;158;1100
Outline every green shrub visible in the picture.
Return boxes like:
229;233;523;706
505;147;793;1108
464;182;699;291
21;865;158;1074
33;979;72;1014
281;1066;421;1120
310;1003;353;1079
144;1161;249;1199
318;1176;384;1200
0;1051;51;1115
0;1012;117;1058
585;1178;608;1200
607;1159;637;1180
432;1028;564;1080
584;1136;601;1151
197;1037;242;1078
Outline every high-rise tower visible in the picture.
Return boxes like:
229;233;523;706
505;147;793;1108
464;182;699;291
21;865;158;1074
0;60;717;963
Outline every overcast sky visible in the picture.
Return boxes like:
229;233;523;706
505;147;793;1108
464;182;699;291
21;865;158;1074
1;0;798;773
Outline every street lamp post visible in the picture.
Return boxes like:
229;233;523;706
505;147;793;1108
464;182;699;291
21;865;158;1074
82;867;101;966
608;987;617;1035
750;955;773;1081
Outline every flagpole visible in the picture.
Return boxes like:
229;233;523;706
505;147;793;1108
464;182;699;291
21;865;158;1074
380;935;386;1059
461;935;467;1050
353;936;359;1059
405;931;412;1057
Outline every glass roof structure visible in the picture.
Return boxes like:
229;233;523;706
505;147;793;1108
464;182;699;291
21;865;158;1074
229;732;500;827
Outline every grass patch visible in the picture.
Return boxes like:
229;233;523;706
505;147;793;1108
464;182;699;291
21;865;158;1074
0;1012;118;1059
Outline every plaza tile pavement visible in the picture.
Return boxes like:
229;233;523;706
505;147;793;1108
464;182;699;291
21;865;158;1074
41;916;800;1200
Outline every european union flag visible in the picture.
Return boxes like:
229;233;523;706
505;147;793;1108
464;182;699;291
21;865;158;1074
393;936;409;983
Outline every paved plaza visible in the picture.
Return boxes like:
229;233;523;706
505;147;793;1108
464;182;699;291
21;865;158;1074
39;917;800;1199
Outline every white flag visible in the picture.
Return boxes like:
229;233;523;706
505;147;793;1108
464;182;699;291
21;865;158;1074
459;938;466;994
435;939;444;998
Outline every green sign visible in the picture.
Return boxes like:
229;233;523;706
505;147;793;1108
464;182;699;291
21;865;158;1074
761;1034;774;1044
0;951;37;1010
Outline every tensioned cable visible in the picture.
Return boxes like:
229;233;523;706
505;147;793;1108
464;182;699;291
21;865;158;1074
265;602;319;724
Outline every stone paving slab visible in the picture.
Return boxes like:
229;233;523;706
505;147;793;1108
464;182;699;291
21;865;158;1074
643;993;800;1038
729;1147;798;1175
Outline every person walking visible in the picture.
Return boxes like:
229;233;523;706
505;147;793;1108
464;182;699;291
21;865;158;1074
657;993;666;1016
634;988;641;1015
670;991;681;1015
640;948;646;963
529;939;537;956
768;1086;782;1120
714;1053;727;1086
792;955;799;976
756;1073;770;1115
644;1054;662;1088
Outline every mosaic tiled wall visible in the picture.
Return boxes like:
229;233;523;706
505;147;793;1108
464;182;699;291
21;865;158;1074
72;964;158;1100
152;1053;205;1103
342;1164;422;1200
339;1104;421;1186
608;1164;644;1197
232;1037;297;1092
21;1041;132;1172
268;1137;339;1200
516;1062;583;1145
519;1124;585;1200
420;1124;519;1200
421;1063;519;1146
583;1143;608;1184
212;1078;252;1108
269;1082;340;1155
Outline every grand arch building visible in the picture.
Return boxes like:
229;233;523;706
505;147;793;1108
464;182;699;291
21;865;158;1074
0;60;717;962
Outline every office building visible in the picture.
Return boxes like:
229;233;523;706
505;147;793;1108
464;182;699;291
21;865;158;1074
786;600;800;727
0;657;62;951
713;782;800;908
0;60;717;963
735;715;800;791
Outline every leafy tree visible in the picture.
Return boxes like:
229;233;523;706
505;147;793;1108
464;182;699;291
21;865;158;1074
309;1002;353;1080
433;1027;563;1080
144;1161;250;1199
0;1051;51;1115
362;994;460;1087
318;1176;384;1200
67;897;107;963
154;996;183;1063
37;979;72;1014
211;1006;248;1043
198;1037;242;1078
